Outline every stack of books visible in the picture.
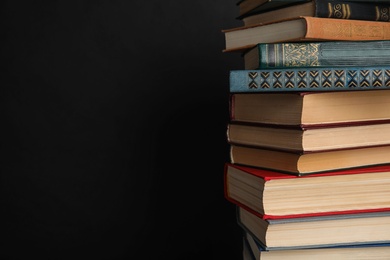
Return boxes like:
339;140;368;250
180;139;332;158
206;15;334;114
222;0;390;259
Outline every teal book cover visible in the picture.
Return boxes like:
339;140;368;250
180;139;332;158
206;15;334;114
245;41;390;69
230;66;390;92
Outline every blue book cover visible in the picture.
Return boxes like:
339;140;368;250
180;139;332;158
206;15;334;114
229;66;390;93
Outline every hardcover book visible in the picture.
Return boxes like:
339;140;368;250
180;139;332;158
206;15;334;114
237;0;390;18
243;235;255;260
224;163;390;218
230;90;390;126
237;206;390;250
240;0;390;26
230;144;390;174
222;16;390;52
227;122;390;152
237;0;310;17
243;228;390;259
229;66;390;92
244;40;390;70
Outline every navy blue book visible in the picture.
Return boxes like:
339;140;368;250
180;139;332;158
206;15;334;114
230;66;390;92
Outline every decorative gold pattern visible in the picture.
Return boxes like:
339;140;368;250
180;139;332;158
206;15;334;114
245;68;390;90
283;43;320;67
377;7;390;21
329;3;351;19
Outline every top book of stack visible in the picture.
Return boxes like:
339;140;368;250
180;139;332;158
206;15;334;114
237;0;390;20
238;0;390;27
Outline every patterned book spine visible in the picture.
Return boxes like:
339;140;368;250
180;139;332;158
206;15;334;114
229;67;390;92
305;17;390;41
257;41;390;68
316;1;390;22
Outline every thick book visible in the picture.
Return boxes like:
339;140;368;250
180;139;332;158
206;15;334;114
229;66;390;92
222;16;390;52
224;163;390;218
229;90;390;127
244;41;390;70
237;206;390;250
241;0;390;26
243;228;390;259
230;144;390;174
227;122;390;152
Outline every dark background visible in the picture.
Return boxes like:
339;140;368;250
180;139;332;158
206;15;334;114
1;1;244;259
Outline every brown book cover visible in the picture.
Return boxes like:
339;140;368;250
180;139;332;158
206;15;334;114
223;16;390;52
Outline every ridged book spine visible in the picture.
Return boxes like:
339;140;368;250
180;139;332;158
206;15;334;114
229;66;390;92
241;0;390;21
252;41;390;69
315;0;390;22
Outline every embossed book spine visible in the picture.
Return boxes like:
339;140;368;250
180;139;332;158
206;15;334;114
240;0;390;21
249;41;390;69
303;16;390;41
315;0;390;22
229;67;390;92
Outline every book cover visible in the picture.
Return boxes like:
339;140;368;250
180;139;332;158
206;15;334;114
243;220;390;258
240;0;390;24
230;144;390;174
227;122;390;152
223;16;390;52
237;206;390;250
238;0;390;18
244;228;390;260
229;90;390;127
237;0;309;17
224;162;390;219
244;40;390;69
229;66;390;92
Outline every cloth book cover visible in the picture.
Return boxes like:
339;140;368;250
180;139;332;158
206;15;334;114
229;66;390;92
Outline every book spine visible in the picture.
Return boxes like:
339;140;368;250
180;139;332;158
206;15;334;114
315;0;390;22
230;67;390;92
304;17;390;41
257;41;390;68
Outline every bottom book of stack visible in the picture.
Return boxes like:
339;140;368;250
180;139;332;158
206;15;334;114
242;227;390;260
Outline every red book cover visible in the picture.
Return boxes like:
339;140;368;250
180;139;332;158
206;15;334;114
224;163;390;220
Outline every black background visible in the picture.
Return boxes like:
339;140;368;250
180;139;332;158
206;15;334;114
1;1;244;259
